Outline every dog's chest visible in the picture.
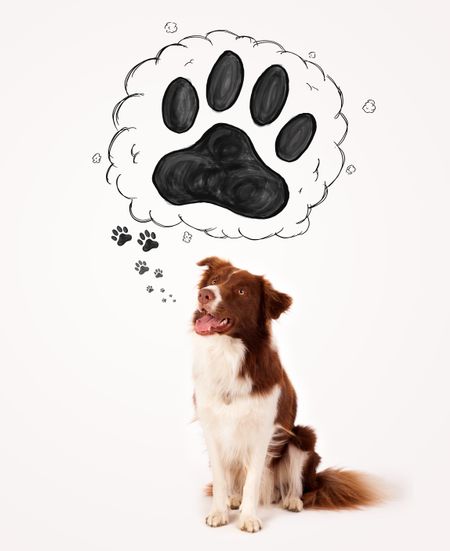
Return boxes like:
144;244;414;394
192;333;250;407
192;334;279;458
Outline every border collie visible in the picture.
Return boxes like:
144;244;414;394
192;257;381;532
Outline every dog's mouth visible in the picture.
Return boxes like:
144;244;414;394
194;311;233;336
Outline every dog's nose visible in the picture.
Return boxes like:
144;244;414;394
198;287;215;305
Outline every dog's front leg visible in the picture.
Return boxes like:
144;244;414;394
204;432;229;527
239;440;270;533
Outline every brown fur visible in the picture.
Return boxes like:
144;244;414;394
196;257;383;511
194;257;292;396
302;469;383;509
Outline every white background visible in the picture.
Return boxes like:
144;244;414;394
1;1;449;549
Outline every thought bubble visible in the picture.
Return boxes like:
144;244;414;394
182;231;192;243
362;99;376;114
164;22;178;34
107;30;348;239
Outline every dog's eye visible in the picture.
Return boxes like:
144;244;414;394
238;288;245;295
210;279;217;285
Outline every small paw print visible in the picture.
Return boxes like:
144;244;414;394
111;226;132;246
162;298;167;303
146;285;154;293
137;230;159;252
92;152;102;163
135;260;149;274
182;231;192;243
160;288;165;293
154;268;163;278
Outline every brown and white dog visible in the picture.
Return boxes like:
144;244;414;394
192;257;381;532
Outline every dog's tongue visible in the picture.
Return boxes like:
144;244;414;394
195;314;222;334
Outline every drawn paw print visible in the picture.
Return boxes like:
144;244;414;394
135;260;149;274
111;226;132;246
109;31;348;239
146;285;154;293
153;52;316;219
137;229;159;252
154;268;163;278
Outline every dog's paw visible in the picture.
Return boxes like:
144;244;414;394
111;226;132;246
239;514;262;533
282;496;304;512
134;260;149;274
137;229;159;252
271;487;281;504
153;61;310;220
228;495;241;510
205;510;229;528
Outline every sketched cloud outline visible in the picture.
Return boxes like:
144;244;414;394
107;30;348;240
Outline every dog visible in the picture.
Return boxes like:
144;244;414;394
192;257;381;532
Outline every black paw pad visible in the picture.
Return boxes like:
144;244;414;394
207;51;244;112
276;114;317;162
153;123;289;219
250;65;289;126
162;77;199;134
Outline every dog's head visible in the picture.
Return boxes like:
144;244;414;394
193;257;292;339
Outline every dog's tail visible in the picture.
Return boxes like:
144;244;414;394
204;469;382;509
302;467;383;510
291;426;384;510
204;425;385;509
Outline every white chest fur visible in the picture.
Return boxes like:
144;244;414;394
192;333;250;400
192;333;280;465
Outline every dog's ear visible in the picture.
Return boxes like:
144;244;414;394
197;257;231;270
263;279;293;320
197;257;232;289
